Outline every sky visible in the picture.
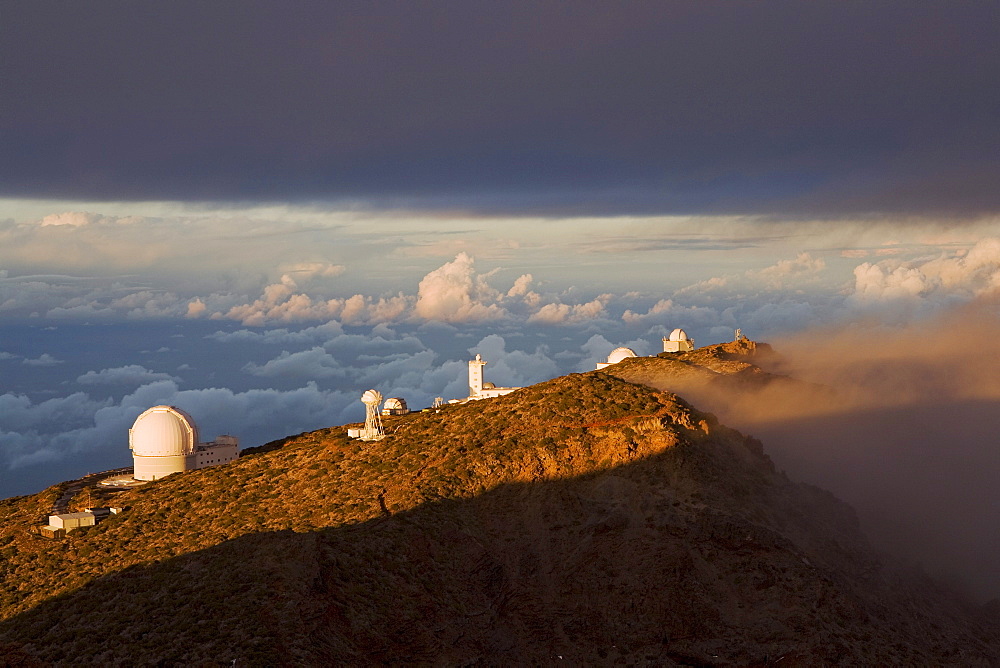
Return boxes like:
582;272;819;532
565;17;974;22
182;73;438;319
4;1;1000;597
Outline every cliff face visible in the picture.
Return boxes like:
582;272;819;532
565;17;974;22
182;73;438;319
0;366;997;665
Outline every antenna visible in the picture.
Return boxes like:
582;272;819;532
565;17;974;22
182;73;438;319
360;389;385;441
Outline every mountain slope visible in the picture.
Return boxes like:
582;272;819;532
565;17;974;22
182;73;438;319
0;369;997;664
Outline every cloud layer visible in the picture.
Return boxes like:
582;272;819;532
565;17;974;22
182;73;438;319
6;211;1000;348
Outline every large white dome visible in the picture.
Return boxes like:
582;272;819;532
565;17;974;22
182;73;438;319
668;328;690;342
129;405;198;457
607;347;638;364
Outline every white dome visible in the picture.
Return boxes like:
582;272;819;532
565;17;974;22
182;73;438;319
384;397;407;411
361;389;383;405
130;406;198;457
607;347;638;364
668;328;690;342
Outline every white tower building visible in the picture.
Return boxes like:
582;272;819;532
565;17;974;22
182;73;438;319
468;353;486;397
466;353;520;400
662;328;695;353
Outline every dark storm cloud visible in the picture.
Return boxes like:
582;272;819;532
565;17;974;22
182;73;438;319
3;1;999;216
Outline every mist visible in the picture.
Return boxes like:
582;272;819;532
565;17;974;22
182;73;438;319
674;309;1000;602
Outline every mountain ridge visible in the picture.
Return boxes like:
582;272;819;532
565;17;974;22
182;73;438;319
1;344;998;664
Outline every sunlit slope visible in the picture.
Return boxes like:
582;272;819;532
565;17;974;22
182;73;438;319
0;372;997;664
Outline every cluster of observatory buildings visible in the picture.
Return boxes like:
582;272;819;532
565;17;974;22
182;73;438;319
120;331;694;472
595;328;695;369
467;330;694;399
41;405;240;535
39;326;711;538
344;327;704;442
43;326;704;535
116;330;699;471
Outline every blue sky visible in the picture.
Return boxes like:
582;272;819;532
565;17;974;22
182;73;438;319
3;0;1000;578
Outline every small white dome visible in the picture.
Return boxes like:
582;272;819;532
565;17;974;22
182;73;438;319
383;397;407;411
607;347;638;364
668;328;690;342
130;406;198;457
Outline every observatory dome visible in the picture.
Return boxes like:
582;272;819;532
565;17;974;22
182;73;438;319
607;347;638;364
383;397;407;412
668;328;690;342
129;406;198;457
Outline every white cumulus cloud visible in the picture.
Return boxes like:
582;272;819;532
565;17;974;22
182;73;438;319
76;365;180;386
22;353;63;366
848;238;1000;310
39;211;103;227
413;252;507;322
527;296;610;325
242;347;346;379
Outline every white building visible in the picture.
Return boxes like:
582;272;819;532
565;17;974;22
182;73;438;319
467;354;520;400
595;346;638;370
594;330;699;368
48;511;96;532
662;328;695;353
195;434;239;468
129;405;239;481
381;397;409;416
43;507;121;537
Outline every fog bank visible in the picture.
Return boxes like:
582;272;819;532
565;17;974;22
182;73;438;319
681;310;1000;601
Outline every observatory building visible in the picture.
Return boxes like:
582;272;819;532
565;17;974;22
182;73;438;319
662;328;695;353
595;346;638;370
129;405;239;481
381;397;409;416
467;354;520;400
594;328;701;369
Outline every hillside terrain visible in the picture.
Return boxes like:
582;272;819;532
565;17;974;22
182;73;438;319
1;353;998;665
